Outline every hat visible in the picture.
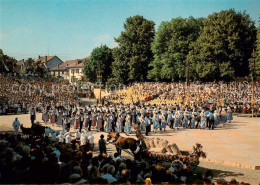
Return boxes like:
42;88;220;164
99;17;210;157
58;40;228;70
69;173;87;184
73;166;83;176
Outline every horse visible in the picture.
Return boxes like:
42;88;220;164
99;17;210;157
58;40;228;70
107;132;138;156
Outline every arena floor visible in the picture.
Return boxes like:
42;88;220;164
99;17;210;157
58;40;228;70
0;112;260;184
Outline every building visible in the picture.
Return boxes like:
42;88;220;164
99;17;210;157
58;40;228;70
50;56;90;83
15;59;26;74
34;55;63;70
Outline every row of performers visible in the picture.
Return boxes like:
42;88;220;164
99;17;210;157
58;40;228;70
42;109;233;133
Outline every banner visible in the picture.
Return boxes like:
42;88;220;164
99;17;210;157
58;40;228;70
4;63;9;71
22;60;26;70
43;62;48;69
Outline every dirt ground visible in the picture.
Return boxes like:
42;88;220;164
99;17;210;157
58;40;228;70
0;113;260;184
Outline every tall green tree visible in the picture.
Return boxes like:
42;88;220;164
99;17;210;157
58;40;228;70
110;15;155;84
148;17;203;81
83;45;113;83
188;9;256;81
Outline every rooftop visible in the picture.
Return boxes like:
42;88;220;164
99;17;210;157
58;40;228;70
50;56;90;71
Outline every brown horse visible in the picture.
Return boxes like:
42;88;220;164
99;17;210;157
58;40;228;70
107;132;137;156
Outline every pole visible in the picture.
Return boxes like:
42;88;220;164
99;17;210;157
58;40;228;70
251;49;255;118
97;66;102;105
185;59;190;105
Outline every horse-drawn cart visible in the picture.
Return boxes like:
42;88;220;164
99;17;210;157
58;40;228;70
135;126;206;172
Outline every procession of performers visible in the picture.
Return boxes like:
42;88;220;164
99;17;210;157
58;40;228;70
40;103;233;137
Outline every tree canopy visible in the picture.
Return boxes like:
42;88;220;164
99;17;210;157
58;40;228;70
109;15;155;84
83;45;113;83
148;17;203;81
188;9;256;81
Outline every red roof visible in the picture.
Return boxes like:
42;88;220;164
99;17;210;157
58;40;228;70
35;56;56;63
50;56;90;71
16;60;23;66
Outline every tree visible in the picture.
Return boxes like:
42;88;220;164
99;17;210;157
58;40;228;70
34;60;45;77
0;49;18;73
148;17;203;81
110;15;155;84
25;58;35;74
188;9;256;81
83;45;113;83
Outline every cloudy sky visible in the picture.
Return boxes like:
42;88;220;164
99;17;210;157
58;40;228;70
0;0;259;61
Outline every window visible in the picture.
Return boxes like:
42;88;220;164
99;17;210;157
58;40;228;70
76;69;79;73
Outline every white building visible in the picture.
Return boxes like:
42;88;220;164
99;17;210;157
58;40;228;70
50;56;90;83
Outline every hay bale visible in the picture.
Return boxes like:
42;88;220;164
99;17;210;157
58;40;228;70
144;138;150;148
165;144;173;153
149;147;167;153
169;143;181;155
149;138;156;148
154;138;160;148
159;139;168;148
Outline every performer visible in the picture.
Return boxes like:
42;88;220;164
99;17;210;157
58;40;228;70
161;114;166;131
97;113;103;131
79;112;84;132
80;131;88;152
145;115;151;136
74;114;79;130
221;108;227;126
62;114;69;132
200;111;206;129
30;107;36;125
190;112;196;128
139;116;146;132
124;114;132;134
51;109;56;126
65;132;71;144
182;111;189;128
209;111;214;130
56;111;63;125
117;117;122;133
153;115;160;133
214;110;220;126
42;108;49;124
227;107;233;123
88;132;94;149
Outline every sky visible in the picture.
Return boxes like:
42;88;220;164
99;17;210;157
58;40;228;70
0;0;259;61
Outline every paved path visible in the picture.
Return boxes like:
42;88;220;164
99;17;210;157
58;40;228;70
0;113;259;169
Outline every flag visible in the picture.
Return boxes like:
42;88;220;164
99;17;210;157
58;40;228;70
43;62;48;69
22;60;26;70
4;63;9;71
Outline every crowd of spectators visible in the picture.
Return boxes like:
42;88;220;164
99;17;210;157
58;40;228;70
0;132;250;184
